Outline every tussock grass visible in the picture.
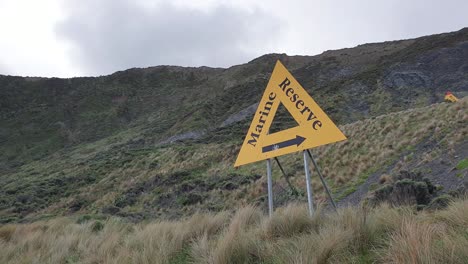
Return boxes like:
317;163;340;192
435;196;468;228
384;219;443;264
0;224;16;242
261;203;317;239
1;199;468;263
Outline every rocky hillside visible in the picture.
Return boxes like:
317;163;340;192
0;28;467;223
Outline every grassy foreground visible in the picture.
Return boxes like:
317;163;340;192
1;199;467;263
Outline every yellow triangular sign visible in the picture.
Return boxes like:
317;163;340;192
234;60;347;167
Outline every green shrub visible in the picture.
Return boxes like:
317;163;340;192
76;215;92;224
427;195;453;210
91;221;104;232
456;158;468;170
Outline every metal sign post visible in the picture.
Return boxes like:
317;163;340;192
266;159;273;217
307;150;337;210
303;151;314;216
274;157;299;196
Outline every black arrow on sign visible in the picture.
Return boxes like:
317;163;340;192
262;135;306;153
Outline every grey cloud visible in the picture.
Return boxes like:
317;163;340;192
56;1;282;75
0;63;10;76
395;0;468;37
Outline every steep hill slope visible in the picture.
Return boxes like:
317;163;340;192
0;97;466;223
0;28;467;223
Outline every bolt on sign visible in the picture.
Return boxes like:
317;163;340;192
234;60;347;167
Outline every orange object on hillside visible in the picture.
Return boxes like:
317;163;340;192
444;91;459;102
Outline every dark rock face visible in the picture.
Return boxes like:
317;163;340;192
102;205;120;214
384;70;432;89
381;40;468;104
220;103;258;128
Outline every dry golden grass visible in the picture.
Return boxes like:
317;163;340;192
1;199;467;264
435;196;468;228
261;203;319;239
0;224;16;242
384;219;443;264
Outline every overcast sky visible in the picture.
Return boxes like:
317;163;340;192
1;0;467;77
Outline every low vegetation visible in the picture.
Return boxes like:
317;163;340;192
456;158;468;170
1;198;467;263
